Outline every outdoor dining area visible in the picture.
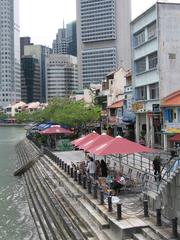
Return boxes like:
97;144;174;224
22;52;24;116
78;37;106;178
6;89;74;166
27;121;73;150
50;131;155;200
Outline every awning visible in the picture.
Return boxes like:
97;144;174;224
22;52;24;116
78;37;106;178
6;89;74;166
79;133;113;151
40;126;72;135
107;100;124;109
89;136;154;156
169;133;180;142
71;132;99;147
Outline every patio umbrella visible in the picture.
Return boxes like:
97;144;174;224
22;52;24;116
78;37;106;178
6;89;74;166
39;125;72;135
71;132;99;147
79;133;113;151
89;136;154;156
169;134;180;142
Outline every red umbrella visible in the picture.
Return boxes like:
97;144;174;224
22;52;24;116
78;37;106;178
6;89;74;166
80;133;113;151
89;136;154;156
40;126;72;135
169;133;180;142
71;132;99;147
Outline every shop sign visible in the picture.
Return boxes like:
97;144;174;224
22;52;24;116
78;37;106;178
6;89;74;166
132;102;144;112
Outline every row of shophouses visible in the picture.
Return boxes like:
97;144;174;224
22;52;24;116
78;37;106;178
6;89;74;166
79;2;180;151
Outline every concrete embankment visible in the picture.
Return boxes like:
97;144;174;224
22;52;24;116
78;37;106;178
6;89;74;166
15;139;111;240
15;139;177;240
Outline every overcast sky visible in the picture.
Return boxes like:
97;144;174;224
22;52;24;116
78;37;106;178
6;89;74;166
19;0;159;47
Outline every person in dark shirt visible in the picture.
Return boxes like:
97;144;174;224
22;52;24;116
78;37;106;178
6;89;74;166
101;159;108;177
153;155;161;181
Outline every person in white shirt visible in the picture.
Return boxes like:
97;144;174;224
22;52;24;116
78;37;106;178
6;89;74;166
86;157;96;179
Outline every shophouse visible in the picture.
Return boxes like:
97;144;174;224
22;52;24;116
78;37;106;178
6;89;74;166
131;2;180;147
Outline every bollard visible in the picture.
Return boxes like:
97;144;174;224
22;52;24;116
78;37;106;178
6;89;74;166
65;163;67;172
93;183;98;199
83;176;87;189
100;190;104;205
78;173;81;185
117;203;122;220
108;196;112;212
87;179;92;194
67;165;70;175
156;208;162;226
59;159;62;167
70;167;73;178
172;217;178;238
143;200;149;217
74;170;77;181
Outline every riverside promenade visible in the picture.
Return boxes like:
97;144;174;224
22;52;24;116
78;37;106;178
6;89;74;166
15;138;179;240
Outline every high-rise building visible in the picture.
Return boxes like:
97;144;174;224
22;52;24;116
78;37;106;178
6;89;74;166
46;54;78;101
20;37;32;57
0;0;21;107
52;27;67;54
76;0;131;87
21;56;40;103
67;21;77;57
24;45;52;103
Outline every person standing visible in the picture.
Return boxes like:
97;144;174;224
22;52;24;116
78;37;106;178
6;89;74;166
86;158;96;179
153;155;161;181
101;159;108;177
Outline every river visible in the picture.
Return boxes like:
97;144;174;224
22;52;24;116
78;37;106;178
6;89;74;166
0;126;39;240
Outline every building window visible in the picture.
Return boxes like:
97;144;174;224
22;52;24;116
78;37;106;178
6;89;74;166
149;83;159;100
134;30;145;47
147;22;156;40
164;108;173;123
135;57;146;74
148;52;157;70
136;86;147;101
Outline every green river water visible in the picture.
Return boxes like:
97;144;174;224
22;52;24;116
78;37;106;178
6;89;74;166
0;126;39;240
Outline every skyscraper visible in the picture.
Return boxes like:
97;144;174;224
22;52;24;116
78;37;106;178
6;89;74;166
0;0;21;107
76;0;131;87
46;54;78;101
24;45;52;103
67;21;77;57
20;37;32;57
52;26;67;54
21;56;41;103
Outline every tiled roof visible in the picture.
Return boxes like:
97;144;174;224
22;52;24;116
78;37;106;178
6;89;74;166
161;90;180;107
107;100;124;109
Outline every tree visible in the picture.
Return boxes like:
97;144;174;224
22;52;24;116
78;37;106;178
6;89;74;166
14;98;101;129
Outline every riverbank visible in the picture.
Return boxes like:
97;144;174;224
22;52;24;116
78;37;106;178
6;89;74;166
15;138;175;240
0;123;26;127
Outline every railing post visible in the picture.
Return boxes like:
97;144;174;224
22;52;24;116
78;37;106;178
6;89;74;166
64;163;67;172
156;208;162;226
67;165;70;175
83;176;87;189
117;203;122;220
100;190;104;205
70;167;73;178
78;172;81;185
93;183;98;199
59;159;62;167
108;195;112;212
143;200;149;217
172;217;178;238
74;170;77;181
87;179;92;194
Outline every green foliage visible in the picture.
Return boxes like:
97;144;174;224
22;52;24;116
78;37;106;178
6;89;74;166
0;113;8;121
14;98;101;128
